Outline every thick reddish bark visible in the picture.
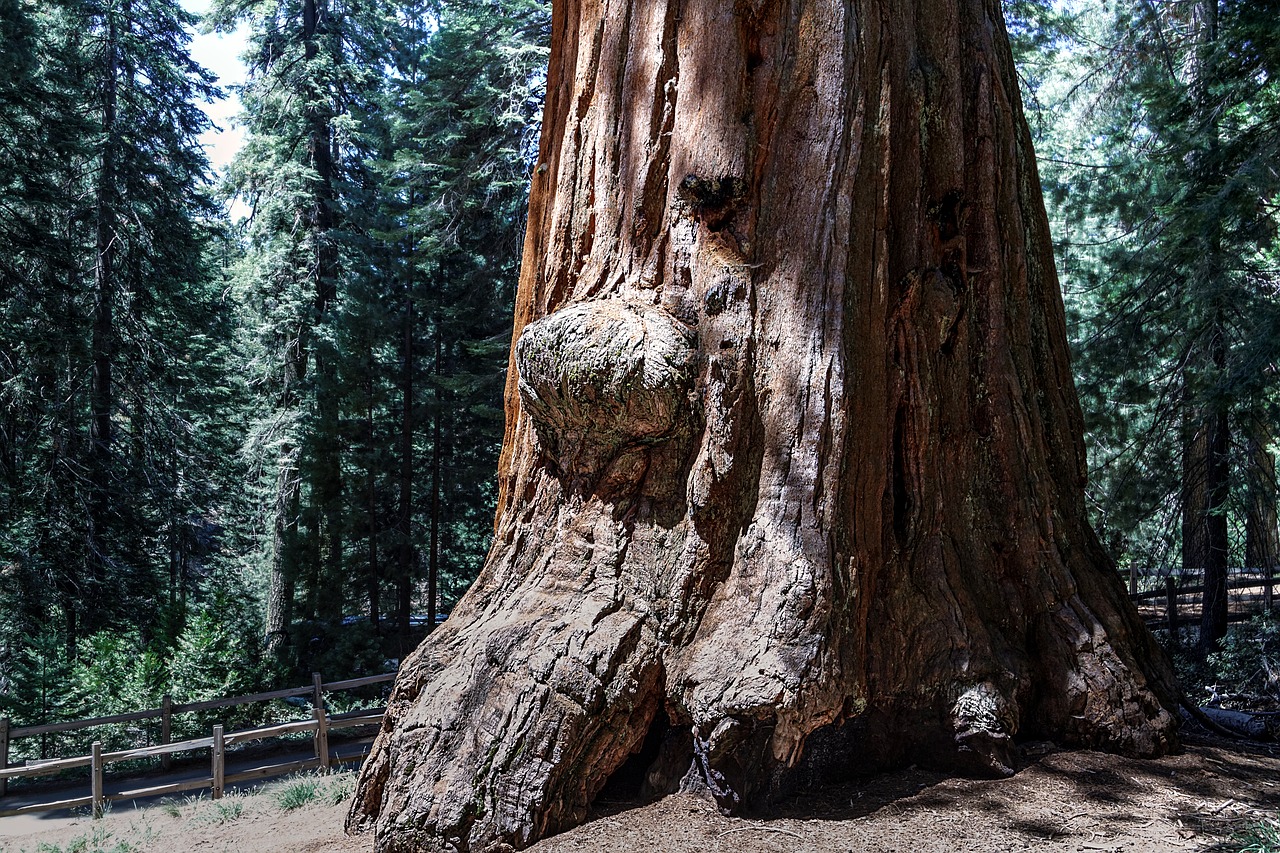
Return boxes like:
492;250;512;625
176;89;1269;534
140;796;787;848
1246;422;1278;612
349;0;1179;850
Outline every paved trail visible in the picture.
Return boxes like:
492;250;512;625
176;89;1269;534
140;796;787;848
0;740;370;838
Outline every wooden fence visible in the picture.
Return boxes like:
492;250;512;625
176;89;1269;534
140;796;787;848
0;671;395;819
1122;567;1279;633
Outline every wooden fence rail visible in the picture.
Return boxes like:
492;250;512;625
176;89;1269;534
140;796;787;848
1122;568;1280;633
0;670;395;817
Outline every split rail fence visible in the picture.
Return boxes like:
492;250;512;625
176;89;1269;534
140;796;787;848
1122;567;1279;633
0;671;394;819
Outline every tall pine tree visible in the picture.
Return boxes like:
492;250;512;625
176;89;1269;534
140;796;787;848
1044;0;1280;649
1;0;239;697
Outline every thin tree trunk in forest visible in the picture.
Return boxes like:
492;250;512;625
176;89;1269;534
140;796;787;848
1246;421;1278;613
349;1;1179;850
266;449;301;657
88;4;120;633
396;223;415;653
1200;334;1230;651
368;375;381;629
60;596;77;662
427;327;441;634
267;281;309;657
304;0;344;620
1193;0;1228;653
1182;393;1231;653
1182;412;1209;577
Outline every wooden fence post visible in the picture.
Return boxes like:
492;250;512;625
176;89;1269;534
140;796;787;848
0;717;9;798
312;672;324;712
91;741;104;819
160;694;173;771
1166;576;1179;645
1128;566;1137;597
314;707;330;772
1266;563;1275;614
211;725;224;800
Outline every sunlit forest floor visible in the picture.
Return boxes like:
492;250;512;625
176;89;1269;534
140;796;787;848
5;735;1280;852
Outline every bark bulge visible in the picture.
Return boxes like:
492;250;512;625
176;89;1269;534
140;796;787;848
515;299;697;482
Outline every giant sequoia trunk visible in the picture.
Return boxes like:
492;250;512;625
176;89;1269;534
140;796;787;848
349;0;1180;850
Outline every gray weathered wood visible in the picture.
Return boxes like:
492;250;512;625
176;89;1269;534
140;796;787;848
8;685;313;738
0;795;93;818
0;716;9;798
109;775;213;801
91;741;104;819
1131;573;1280;601
0;673;391;816
223;719;317;747
160;693;173;771
1193;706;1278;739
102;737;214;764
0;704;386;816
224;758;317;786
6;671;393;744
329;711;384;729
323;673;395;691
211;725;224;800
0;754;94;780
315;707;330;771
172;685;314;715
12;707;163;738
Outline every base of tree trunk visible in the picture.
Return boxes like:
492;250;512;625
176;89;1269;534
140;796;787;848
347;533;1177;853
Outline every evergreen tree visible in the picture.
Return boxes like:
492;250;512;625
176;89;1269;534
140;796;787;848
1;0;242;682
212;0;397;654
1044;0;1280;649
371;0;548;647
218;0;547;668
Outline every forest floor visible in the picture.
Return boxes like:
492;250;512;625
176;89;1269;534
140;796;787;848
3;733;1279;852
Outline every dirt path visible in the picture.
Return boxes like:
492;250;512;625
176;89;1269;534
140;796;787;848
536;740;1280;853
4;737;1278;852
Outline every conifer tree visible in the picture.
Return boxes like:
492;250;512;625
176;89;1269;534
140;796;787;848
1;0;236;673
371;0;548;645
212;0;397;653
1045;0;1280;649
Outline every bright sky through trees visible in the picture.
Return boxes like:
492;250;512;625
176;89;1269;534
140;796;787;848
181;0;247;172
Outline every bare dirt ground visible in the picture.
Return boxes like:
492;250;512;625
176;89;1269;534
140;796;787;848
4;734;1279;852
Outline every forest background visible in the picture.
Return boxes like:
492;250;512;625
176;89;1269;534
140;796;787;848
0;0;1278;757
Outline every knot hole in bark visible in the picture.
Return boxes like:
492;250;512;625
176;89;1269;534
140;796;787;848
515;299;697;490
930;189;969;290
678;174;748;231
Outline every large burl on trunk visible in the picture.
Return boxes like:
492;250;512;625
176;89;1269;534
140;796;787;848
348;0;1180;849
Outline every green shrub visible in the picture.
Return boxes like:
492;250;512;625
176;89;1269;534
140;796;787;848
1207;615;1280;706
167;590;267;735
66;631;165;754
